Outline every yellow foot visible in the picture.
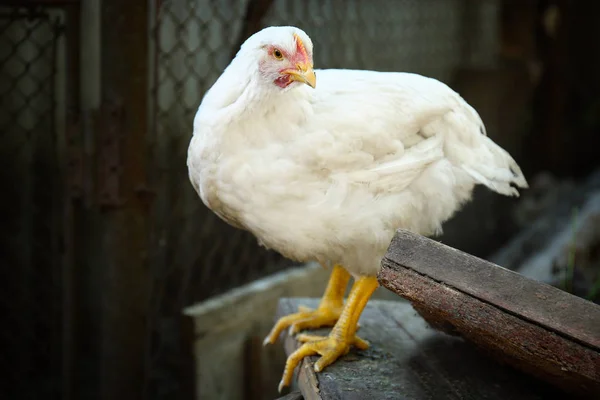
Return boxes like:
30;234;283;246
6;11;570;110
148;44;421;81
278;332;370;392
262;304;342;346
297;333;369;350
277;275;379;393
263;264;351;346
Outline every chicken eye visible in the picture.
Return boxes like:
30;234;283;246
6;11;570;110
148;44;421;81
273;49;284;60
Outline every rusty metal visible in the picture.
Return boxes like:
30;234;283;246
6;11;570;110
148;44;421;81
67;104;126;209
66;115;84;199
134;184;157;213
97;103;125;208
98;2;151;400
63;112;80;400
67;103;128;209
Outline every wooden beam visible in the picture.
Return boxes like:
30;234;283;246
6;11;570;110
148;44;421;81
378;229;600;397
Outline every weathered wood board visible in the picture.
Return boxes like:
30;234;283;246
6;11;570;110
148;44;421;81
184;264;331;400
278;298;562;400
378;229;600;398
275;391;304;400
183;262;400;400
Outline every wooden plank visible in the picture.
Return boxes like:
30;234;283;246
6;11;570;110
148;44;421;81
278;298;560;400
275;391;303;400
184;263;399;400
382;229;600;350
379;229;600;397
184;264;331;400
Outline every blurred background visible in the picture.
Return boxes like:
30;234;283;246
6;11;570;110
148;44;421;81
1;0;599;399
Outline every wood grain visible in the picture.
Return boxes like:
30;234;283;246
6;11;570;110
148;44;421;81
383;230;600;350
278;298;560;400
379;229;600;397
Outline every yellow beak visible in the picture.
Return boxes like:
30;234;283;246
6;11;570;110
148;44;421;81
285;64;316;88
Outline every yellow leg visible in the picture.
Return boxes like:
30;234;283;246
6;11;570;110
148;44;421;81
263;264;351;345
278;275;379;392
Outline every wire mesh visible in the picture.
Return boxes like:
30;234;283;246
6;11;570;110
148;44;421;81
150;0;299;311
0;6;65;400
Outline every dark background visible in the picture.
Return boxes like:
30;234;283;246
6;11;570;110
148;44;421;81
1;0;599;400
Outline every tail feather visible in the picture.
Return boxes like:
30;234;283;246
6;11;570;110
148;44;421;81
462;136;528;197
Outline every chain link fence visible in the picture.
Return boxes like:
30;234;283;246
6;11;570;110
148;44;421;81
0;5;65;400
150;0;298;312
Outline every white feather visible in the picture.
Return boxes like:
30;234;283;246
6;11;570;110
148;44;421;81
187;26;528;277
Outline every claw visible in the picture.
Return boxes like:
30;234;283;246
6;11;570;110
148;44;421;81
265;265;351;347
263;308;310;346
279;332;365;388
277;275;379;391
297;305;313;313
263;304;342;346
296;333;369;350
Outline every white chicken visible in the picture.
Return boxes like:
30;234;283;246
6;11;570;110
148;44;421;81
187;26;528;391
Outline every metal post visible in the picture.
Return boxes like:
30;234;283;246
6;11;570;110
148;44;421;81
98;1;151;399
